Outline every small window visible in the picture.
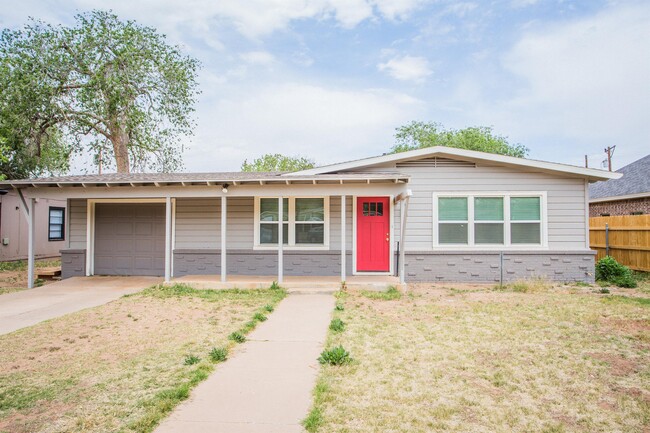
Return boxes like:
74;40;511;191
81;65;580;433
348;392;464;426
48;207;65;241
510;197;541;244
362;201;383;216
631;211;644;216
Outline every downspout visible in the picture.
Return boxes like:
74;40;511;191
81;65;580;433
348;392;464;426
399;190;412;285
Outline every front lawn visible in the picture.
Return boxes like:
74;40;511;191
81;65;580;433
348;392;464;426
0;284;285;433
308;283;650;432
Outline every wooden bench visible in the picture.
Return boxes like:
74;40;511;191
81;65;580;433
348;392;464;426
37;267;61;279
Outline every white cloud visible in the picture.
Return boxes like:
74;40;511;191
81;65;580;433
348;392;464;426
240;51;276;66
186;83;423;171
378;55;432;82
448;3;650;168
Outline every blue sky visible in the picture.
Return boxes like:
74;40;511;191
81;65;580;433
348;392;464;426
1;0;648;172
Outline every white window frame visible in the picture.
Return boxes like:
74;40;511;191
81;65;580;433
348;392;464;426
432;192;548;249
254;196;330;250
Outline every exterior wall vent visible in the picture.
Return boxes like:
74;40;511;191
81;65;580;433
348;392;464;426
396;157;476;168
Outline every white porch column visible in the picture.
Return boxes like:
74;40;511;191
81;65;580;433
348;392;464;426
278;196;283;284
399;195;411;284
221;196;227;283
164;196;172;282
341;195;346;281
17;190;35;289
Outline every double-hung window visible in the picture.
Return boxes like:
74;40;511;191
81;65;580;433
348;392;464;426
48;207;65;241
256;197;328;248
435;193;544;247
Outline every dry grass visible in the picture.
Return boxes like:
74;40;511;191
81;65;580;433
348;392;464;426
0;284;285;433
308;283;650;433
0;259;60;295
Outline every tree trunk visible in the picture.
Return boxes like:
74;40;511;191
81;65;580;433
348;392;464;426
111;126;130;173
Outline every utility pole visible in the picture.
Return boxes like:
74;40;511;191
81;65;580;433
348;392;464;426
584;155;588;168
604;146;616;171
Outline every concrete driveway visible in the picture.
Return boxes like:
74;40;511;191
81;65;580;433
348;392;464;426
0;276;161;335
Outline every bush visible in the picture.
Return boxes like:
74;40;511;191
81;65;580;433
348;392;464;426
209;347;228;363
329;318;345;332
228;332;246;343
183;355;201;365
318;346;351;365
596;256;637;288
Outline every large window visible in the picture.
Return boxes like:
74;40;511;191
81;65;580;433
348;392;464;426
48;207;65;241
256;197;328;248
435;194;544;247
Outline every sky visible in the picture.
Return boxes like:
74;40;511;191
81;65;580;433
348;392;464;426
1;0;648;172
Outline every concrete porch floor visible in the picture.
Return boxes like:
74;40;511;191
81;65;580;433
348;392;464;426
169;275;403;292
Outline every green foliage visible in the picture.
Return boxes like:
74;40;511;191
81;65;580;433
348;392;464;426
329;318;345;332
391;121;529;157
228;332;246;343
270;281;281;290
209;347;228;363
318;346;352;366
362;286;401;300
334;303;344;311
253;312;267;322
241;153;315;173
303;407;323;432
183;355;201;365
264;304;274;313
596;256;637;288
0;10;199;177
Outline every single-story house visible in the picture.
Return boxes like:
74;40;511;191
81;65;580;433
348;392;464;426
0;189;66;261
589;154;650;216
0;146;620;288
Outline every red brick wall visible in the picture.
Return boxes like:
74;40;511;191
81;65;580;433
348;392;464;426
589;196;650;217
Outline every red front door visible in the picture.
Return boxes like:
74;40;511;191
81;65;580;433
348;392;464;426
356;197;390;272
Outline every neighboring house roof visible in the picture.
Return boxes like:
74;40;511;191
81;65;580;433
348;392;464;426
290;146;621;182
589;154;650;202
0;171;409;188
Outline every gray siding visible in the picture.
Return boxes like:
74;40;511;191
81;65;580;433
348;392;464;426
352;162;588;251
69;199;87;249
173;196;353;251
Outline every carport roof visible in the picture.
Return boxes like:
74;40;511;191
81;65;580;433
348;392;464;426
0;171;409;188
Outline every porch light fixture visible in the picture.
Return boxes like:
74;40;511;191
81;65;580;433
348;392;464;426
222;184;229;194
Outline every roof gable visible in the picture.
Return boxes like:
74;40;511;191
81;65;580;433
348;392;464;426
288;146;621;181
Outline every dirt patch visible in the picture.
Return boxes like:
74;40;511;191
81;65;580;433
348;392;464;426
590;352;640;376
0;286;283;433
0;259;60;295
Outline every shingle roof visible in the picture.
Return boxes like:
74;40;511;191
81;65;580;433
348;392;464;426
589;154;650;200
0;171;410;187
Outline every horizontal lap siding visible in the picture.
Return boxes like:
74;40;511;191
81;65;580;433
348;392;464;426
174;198;220;249
352;162;587;251
69;199;87;249
175;196;351;250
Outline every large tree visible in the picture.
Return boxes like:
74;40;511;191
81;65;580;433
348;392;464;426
241;154;316;172
0;10;199;176
391;121;529;157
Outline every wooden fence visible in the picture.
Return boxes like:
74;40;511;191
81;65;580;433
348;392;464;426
589;215;650;272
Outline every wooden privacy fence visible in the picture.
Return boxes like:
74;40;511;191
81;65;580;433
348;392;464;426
590;215;650;272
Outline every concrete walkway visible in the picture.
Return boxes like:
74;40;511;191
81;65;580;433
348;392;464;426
0;276;161;335
155;293;335;433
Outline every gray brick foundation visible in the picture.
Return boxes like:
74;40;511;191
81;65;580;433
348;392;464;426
173;249;353;277
60;249;86;278
403;250;596;283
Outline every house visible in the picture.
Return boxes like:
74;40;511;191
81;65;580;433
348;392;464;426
589;154;650;216
0;189;66;261
0;146;620;288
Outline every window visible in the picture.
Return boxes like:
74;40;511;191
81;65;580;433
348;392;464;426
48;207;65;241
256;197;328;248
434;193;544;247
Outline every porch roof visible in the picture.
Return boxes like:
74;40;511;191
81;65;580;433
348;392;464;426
0;171;409;189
